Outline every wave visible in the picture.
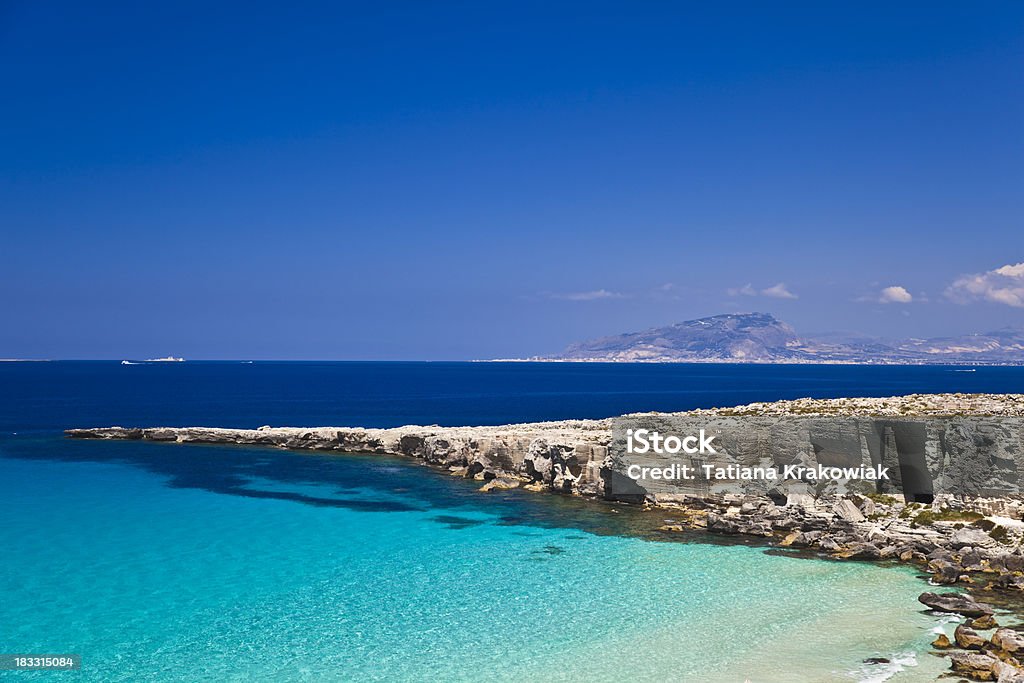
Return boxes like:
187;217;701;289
853;651;918;683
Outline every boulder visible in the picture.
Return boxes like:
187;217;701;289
918;592;994;618
993;574;1024;591
818;537;841;552
859;497;877;517
950;527;998;549
737;521;774;537
971;614;999;630
800;530;823;544
779;531;802;547
949;651;998;681
1004;553;1024;573
993;660;1024;683
992;629;1024;656
479;477;521;492
706;513;740;534
833;498;865;523
835;542;881;560
878;545;899;559
955;624;987;650
987;552;1024;573
932;633;952;648
929;559;962;584
962;548;987;571
786;493;816;508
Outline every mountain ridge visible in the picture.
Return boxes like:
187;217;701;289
547;313;1024;364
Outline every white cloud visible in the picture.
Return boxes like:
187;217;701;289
878;285;913;304
551;289;624;301
761;282;798;299
726;283;796;299
946;262;1024;308
995;263;1024;278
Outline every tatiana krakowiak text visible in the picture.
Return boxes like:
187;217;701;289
623;428;890;482
625;462;891;482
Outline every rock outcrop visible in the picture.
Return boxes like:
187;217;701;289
949;651;1000;681
921;593;991;618
67;421;612;496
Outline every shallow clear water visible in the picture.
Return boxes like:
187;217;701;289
0;437;946;682
4;361;1022;681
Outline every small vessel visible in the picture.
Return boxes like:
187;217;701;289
122;357;184;365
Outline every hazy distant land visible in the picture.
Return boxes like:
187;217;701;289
513;313;1024;365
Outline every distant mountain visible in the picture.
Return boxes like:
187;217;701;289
551;313;1024;364
559;313;802;362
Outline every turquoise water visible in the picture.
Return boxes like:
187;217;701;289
1;437;949;682
7;361;1015;681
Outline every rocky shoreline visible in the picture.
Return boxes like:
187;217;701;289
67;393;1024;681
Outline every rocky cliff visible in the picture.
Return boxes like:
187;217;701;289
66;421;613;496
66;393;1024;501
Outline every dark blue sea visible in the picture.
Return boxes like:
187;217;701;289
4;360;1023;433
2;362;1022;681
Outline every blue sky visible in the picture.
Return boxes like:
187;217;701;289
2;2;1022;359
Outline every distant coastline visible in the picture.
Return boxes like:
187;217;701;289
482;357;1023;366
542;312;1024;365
